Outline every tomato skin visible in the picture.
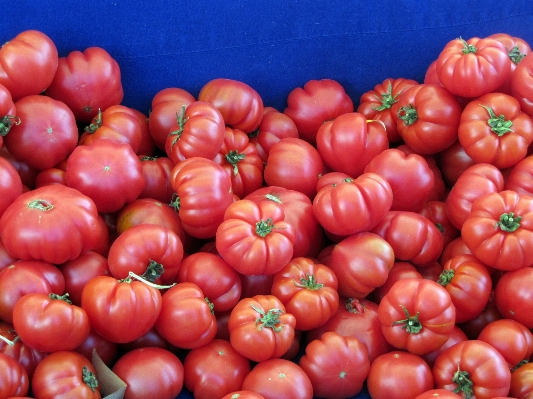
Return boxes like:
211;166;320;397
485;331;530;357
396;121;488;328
433;340;512;399
419;200;460;250
137;155;175;203
241;358;313;399
372;261;423;304
228;294;296;362
494;266;533;329
367;351;434;399
75;327;118;367
436;36;511;98
299;331;370;399
413;389;463;399
421;325;469;369
44;46;124;122
438;140;477;187
0;351;29;398
512;51;533;117
283;78;354;145
0;30;58;101
510;362;533;399
0;156;23;218
505;155;533;197
221;391;266;399
270;257;339;331
32;351;101;399
0;82;17;149
183;339;251;399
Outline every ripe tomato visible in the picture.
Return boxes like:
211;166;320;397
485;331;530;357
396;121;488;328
44;46;124;122
494;266;533;328
505;155;533;197
437;140;476;186
299;331;370;399
0;30;58;101
112;347;184;399
283;78;354;145
0;351;29;398
0;156;23;218
137;155;175;203
421;325;469;369
372;261;423;304
413;389;463;399
0;82;17;149
228;294;296;362
221;391;266;399
512;51;533;117
270;257;339;331
183;339;251;399
419;200;460;250
75;327;118;368
241;358;313;399
510;362;533;398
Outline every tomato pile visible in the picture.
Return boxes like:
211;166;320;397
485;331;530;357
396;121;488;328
1;29;533;399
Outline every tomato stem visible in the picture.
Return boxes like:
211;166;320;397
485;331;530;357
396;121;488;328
225;150;246;176
84;109;103;133
480;104;513;136
255;218;276;237
49;293;73;304
372;81;399;111
82;366;99;392
0;333;19;346
495;212;521;232
294;273;324;290
169;193;180;211
437;269;455;287
345;298;366;314
0;115;21;136
252;305;284;332
168;105;188;142
391;305;423;334
27;199;54;211
142;260;165;283
508;45;526;65
398;104;418;126
126;271;176;290
264;193;282;204
460;37;477;54
205;297;215;314
512;359;529;372
452;366;474;399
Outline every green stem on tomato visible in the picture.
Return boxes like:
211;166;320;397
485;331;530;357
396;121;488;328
495;212;521;232
252;305;284;332
255;218;276;237
508;45;526;65
141;260;165;283
27;199;54;211
0;115;21;137
460;37;477;54
437;269;455;287
49;293;72;304
294;273;324;290
398;104;418;126
372;80;399;111
452;366;474;399
169;193;180;212
82;366;99;392
0;333;19;346
225;150;246;176
480;104;513;136
391;305;423;334
84;109;103;133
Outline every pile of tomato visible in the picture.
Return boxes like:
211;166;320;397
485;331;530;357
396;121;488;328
1;28;533;399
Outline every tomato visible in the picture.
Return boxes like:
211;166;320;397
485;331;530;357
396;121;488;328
177;251;242;313
44;46;124;122
239;273;274;299
170;156;234;239
4;94;78;170
0;30;58;101
393;83;462;154
413;389;463;399
283;78;354;145
183;339;251;399
433;340;512;399
510;362;533;398
357;77;419;143
478;319;533;370
198;78;264;133
221;391;266;399
459;290;503;340
445;162;504;230
79;105;143;153
0;156;23;218
75;327;118;368
137;155;175;203
367;351;434;399
0;351;29;398
313;172;393;237
81;275;163;343
461;190;533;271
264;137;325;199
107;223;184;285
164;101;226;164
436;36;511;98
270;257;339;331
133;108;156;156
32;351;100;399
299;331;370;399
248;106;298;162
364;148;434;212
241;358;313;399
316;112;389;177
494;266;533;329
419;200;460;250
505;155;533;196
216;199;296;276
0;82;17;149
155;282;217;349
228;294;296;362
511;51;533;117
0;184;100;264
372;261;423;304
65;138;145;214
112;347;183;399
327;232;395;298
214;126;264;198
421;325;469;369
437;140;476;187
0;145;38;189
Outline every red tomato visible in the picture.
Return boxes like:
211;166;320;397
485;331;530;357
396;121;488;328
327;232;395;298
198;78;264;133
0;82;17;149
137;155;174;203
264;137;325;199
313;172;393;237
228;294;296;362
459;290;503;340
32;351;101;399
0;145;39;189
4;95;78;170
0;351;29;398
299;331;370;399
505;155;533;196
75;327;118;368
0;156;23;218
413;389;463;399
241;358;313;399
155;282;217;349
437;140;476;187
0;184;100;264
283;78;354;145
164;101;226;163
494;266;533;328
364;148;434;212
0;30;58;101
510;362;533;398
316;113;389;177
65;139;145;214
367;351;434;399
112;347;184;399
221;392;266;399
392;83;462;154
44;46;123;122
270;257;339;331
419;200;460;250
216;199;296;276
133;108;156;156
421;325;469;369
372;261;423;304
433;340;512;399
183;339;251;399
357;77;419;143
512;51;533;117
436;36;511;98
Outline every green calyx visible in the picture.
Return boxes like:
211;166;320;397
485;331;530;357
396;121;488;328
495;212;521;232
84;109;103;133
82;366;99;392
256;218;276;237
372;81;399;111
252;305;284;332
205;297;215;314
391;305;423;334
0;115;21;136
398;104;418;126
141;260;165;283
169;193;180;211
294;273;324;290
168;105;188;143
452;366;474;399
480;104;513;136
437;269;455;287
27;199;54;211
49;293;72;304
225;150;246;176
460;37;477;54
508;45;526;65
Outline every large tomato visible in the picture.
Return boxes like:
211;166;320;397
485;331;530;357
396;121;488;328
137;155;174;203
494;266;533;329
44;46;123;122
0;351;29;398
283;78;354;145
0;30;58;101
510;362;533;399
511;51;533;117
0;184;100;264
372;261;423;304
505;155;533;197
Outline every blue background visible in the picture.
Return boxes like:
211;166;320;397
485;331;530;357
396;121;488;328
4;1;533;398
